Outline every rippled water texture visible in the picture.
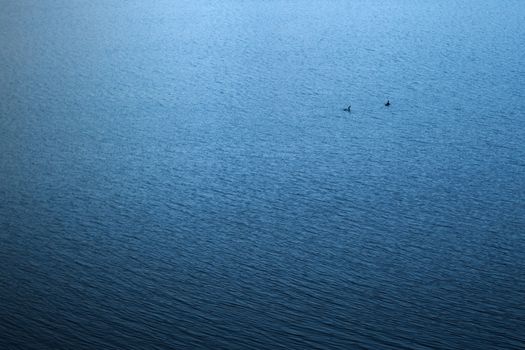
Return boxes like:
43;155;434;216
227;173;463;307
1;0;525;349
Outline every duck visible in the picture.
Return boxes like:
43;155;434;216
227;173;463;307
384;100;391;106
343;104;351;112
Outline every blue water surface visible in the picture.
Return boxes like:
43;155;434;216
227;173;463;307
1;0;524;349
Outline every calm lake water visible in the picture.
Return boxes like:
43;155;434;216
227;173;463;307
1;0;524;349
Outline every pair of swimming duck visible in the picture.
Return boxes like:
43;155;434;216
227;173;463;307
343;100;390;112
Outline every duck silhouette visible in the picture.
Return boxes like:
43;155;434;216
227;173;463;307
384;100;391;106
343;104;351;112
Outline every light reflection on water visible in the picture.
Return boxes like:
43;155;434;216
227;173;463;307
1;0;524;349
